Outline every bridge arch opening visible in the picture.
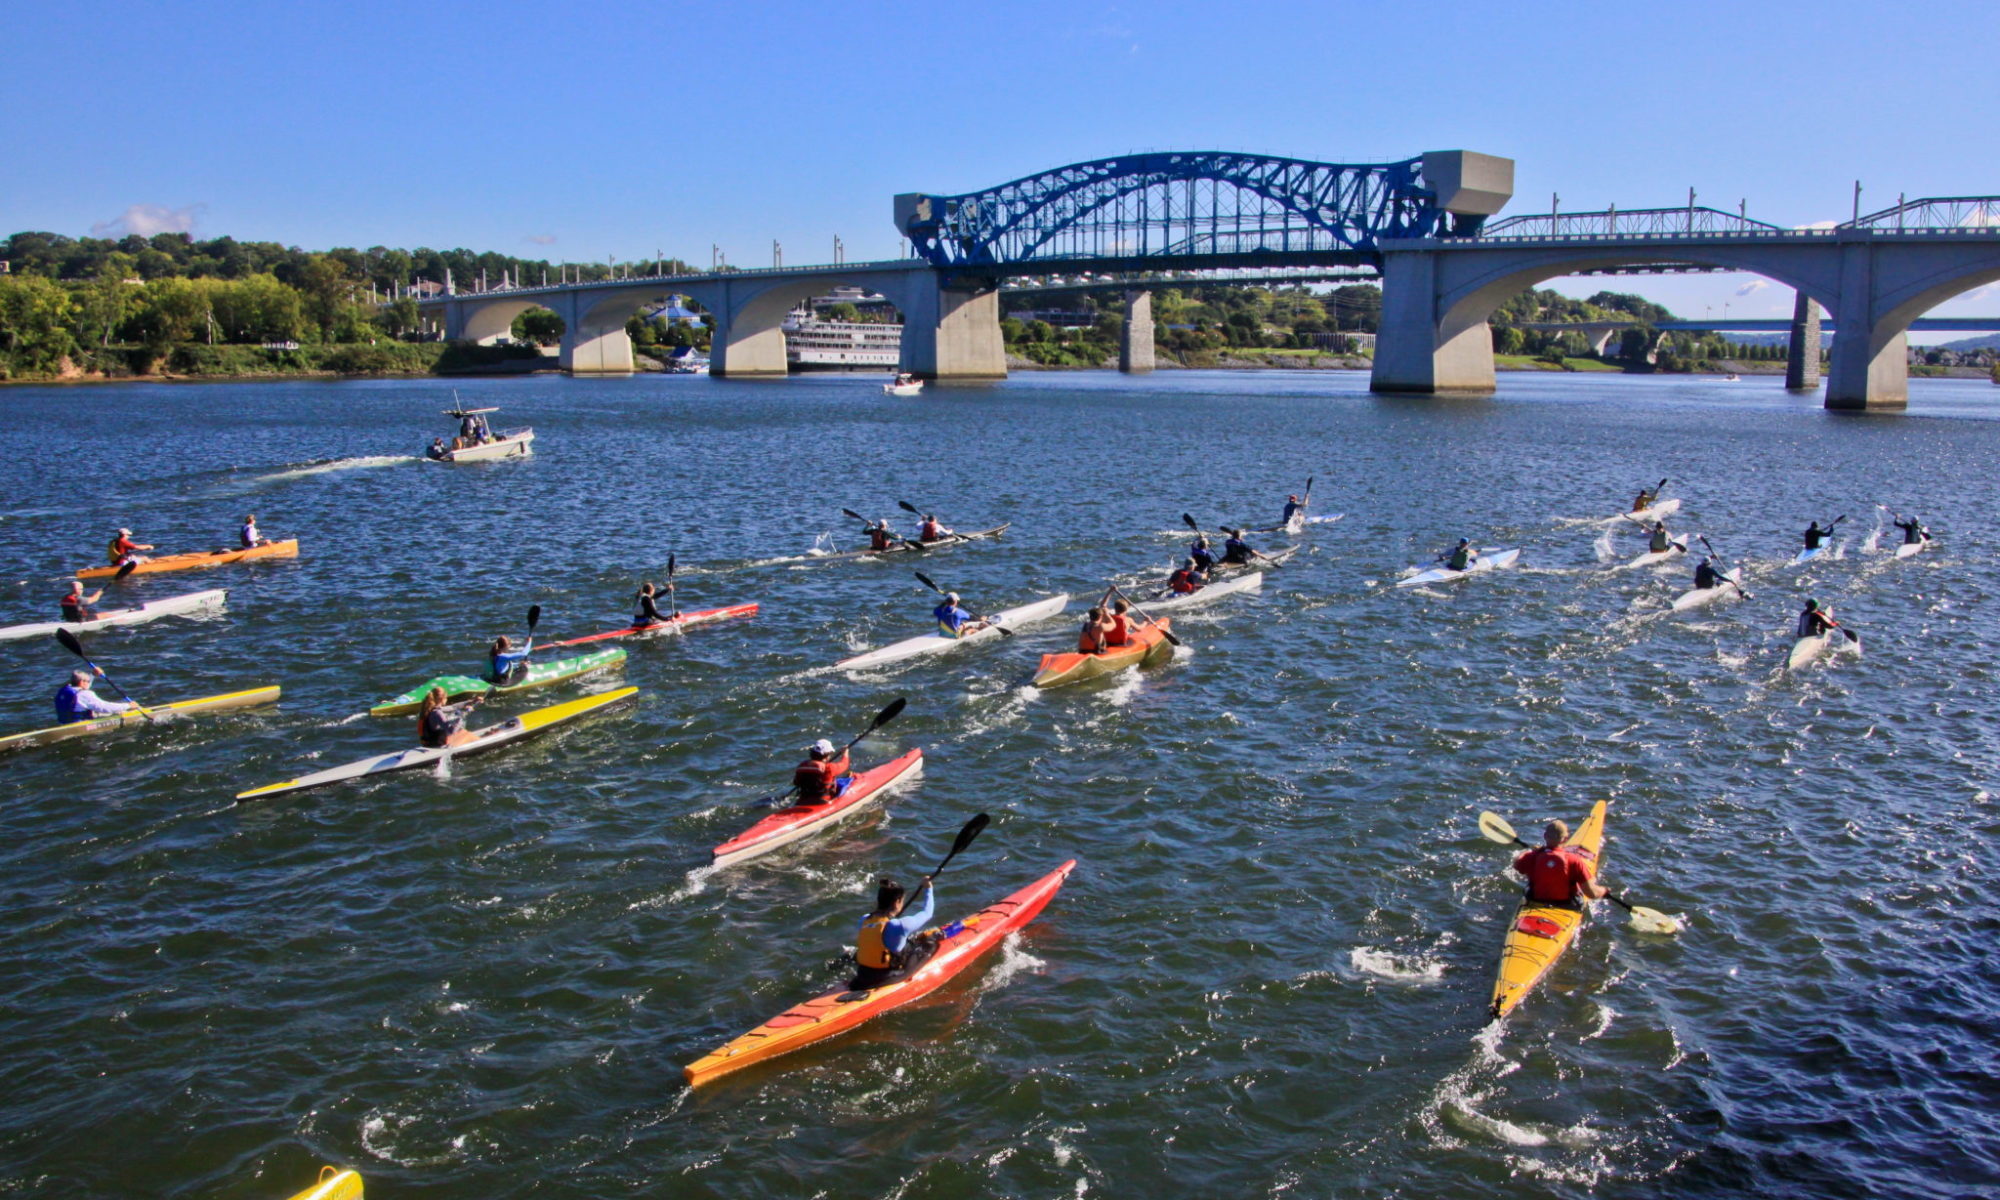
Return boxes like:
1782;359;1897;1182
694;274;921;379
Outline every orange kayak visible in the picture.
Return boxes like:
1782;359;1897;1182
1031;618;1173;688
78;539;299;579
683;860;1075;1087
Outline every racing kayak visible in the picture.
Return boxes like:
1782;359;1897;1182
1142;570;1263;612
1669;570;1743;612
1894;539;1928;560
77;539;299;579
1247;512;1345;533
0;588;226;643
683;859;1075;1087
812;524;1010;562
1490;800;1605;1021
538;603;759;650
281;1167;362;1200
711;748;924;866
1610;541;1687;572
237;685;637;800
1215;545;1298;573
0;685;281;754
1396;548;1522;589
1031;618;1173;688
1789;545;1830;566
368;647;625;716
1617;498;1681;523
837;594;1069;670
1787;631;1836;672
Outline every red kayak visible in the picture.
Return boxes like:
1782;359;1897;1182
712;748;923;866
683;859;1075;1086
538;602;758;650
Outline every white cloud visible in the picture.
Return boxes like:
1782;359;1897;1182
525;233;558;245
91;203;203;238
1792;219;1839;231
1735;280;1769;297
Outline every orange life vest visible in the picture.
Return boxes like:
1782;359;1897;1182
856;913;899;969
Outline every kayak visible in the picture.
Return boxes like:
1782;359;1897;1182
77;539;299;579
1490;800;1606;1021
1618;498;1681;523
1789;545;1830;566
0;588;226;643
1669;570;1743;612
1894;539;1928;560
368;647;626;716
711;748;925;866
539;602;760;650
0;685;281;754
683;859;1075;1087
1396;548;1522;589
1142;571;1263;612
1031;618;1173;688
837;594;1070;670
813;524;1010;562
1787;631;1836;672
236;685;637;800
1247;512;1345;533
1611;541;1687;571
282;1168;362;1200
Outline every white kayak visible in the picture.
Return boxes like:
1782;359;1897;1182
1618;498;1682;523
1789;545;1831;566
1787;632;1835;672
1669;570;1743;612
1611;541;1688;572
235;686;636;800
1396;548;1521;589
1141;570;1263;612
0;589;226;643
836;594;1070;670
1894;539;1928;560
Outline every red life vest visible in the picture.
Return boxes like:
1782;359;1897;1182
1106;614;1130;646
1078;622;1106;654
1517;847;1591;904
920;519;942;541
1169;569;1197;594
869;529;892;551
792;752;849;803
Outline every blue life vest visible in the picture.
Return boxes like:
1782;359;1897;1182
934;602;971;635
54;684;89;725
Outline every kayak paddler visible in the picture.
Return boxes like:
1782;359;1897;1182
61;581;103;623
1104;598;1134;648
851;875;939;990
1894;514;1930;546
1647;521;1673;554
1444;538;1474;571
866;519;898;552
918;513;953;542
240;514;273;549
1281;493;1307;525
1077;606;1112;654
1169;557;1208;595
54;668;133;725
489;635;531;685
106;528;153;567
1693;556;1724;591
1797;597;1838;639
416;687;479;748
793;738;853;807
1514;819;1608;907
1221;531;1257;566
933;592;984;638
1803;520;1832;550
1189;537;1220;575
1631;484;1659;513
633;582;670;627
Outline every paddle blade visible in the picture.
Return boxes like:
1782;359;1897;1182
1305;475;1314;495
915;571;940;594
1182;513;1200;532
667;553;676;580
1626;906;1683;935
898;500;921;514
1477;810;1519;845
950;812;990;857
526;604;542;632
842;508;867;523
115;560;138;580
56;628;85;657
873;696;908;729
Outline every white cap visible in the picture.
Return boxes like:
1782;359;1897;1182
811;738;835;756
946;592;959;603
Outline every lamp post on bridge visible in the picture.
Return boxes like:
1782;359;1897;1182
773;240;782;269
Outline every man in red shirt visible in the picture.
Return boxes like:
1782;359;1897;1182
1514;820;1608;906
792;738;852;807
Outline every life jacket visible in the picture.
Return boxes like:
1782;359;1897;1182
1804;527;1825;548
60;593;86;621
1191;544;1217;570
793;753;846;803
1078;622;1106;654
1694;564;1720;589
54;683;89;725
1169;569;1197;595
241;524;258;548
1521;847;1588;904
870;529;892;551
1649;530;1670;553
856;913;900;970
418;706;462;748
106;537;128;565
1223;539;1251;564
1797;610;1829;639
920;519;943;541
1105;614;1130;646
1447;547;1471;570
934;602;968;635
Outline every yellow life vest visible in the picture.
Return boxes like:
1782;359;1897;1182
856;913;899;970
106;537;123;565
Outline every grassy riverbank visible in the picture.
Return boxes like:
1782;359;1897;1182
1;341;549;385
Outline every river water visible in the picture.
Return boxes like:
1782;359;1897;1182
0;369;1994;1199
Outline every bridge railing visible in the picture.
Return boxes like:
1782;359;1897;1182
1480;207;1791;240
1844;196;2000;233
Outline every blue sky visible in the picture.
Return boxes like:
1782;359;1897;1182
5;1;1997;325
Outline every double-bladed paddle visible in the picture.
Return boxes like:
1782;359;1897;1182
54;628;152;722
751;697;908;807
665;554;680;620
927;811;990;880
913;571;1012;637
524;604;540;652
1477;810;1681;934
843;507;925;553
1107;581;1182;647
1696;535;1752;599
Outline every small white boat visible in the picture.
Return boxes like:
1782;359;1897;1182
1894;539;1928;560
884;372;924;397
0;589;226;643
1617;498;1682;524
1787;632;1835;672
427;405;533;463
836;594;1070;670
1141;570;1265;612
1396;548;1522;589
1669;570;1743;612
1611;541;1688;572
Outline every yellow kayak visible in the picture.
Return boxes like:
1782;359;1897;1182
0;685;281;754
282;1167;361;1200
1489;799;1606;1021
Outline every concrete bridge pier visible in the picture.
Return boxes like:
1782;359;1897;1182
554;291;635;375
897;275;1007;380
1786;291;1822;390
1370;245;1497;394
1825;241;1907;410
1120;290;1155;373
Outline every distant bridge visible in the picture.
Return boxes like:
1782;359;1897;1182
412;156;2000;409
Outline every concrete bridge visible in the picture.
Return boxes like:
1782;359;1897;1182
414;157;2000;410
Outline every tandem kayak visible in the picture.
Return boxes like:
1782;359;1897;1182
812;524;1011;562
0;588;226;643
0;685;281;754
1610;541;1687;572
538;603;759;650
1669;570;1743;612
1143;570;1263;612
1396;548;1522;589
1789;545;1830;566
711;748;924;866
281;1167;362;1200
1787;631;1836;672
836;594;1070;670
1031;618;1173;688
368;647;626;716
236;686;637;800
1490;800;1606;1021
77;540;299;579
683;859;1075;1087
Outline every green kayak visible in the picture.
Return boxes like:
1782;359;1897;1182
368;647;626;716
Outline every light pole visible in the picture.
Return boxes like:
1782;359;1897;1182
773;240;782;269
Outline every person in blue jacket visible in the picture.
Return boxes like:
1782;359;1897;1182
933;592;988;638
488;634;532;684
54;669;133;725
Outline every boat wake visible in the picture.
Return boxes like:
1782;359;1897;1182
1348;945;1447;984
252;454;414;485
976;932;1046;993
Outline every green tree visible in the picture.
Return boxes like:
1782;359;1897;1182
514;308;563;345
0;275;78;373
826;302;861;322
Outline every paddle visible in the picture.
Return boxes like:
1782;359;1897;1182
843;507;925;553
927;811;990;880
1477;810;1681;934
913;570;1012;637
1107;582;1182;647
1696;535;1752;599
524;604;540;652
751;697;908;807
665;553;680;620
115;560;138;581
54;628;152;722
